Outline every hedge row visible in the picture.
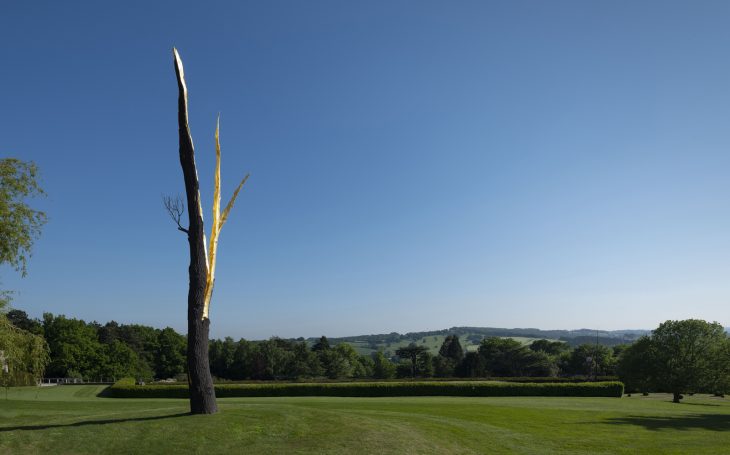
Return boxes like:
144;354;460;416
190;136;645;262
108;378;624;398
472;376;619;384
177;376;619;385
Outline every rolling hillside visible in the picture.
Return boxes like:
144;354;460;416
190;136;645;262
304;326;649;357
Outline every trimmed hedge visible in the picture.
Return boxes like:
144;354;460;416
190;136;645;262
108;378;623;398
473;376;619;384
202;376;619;385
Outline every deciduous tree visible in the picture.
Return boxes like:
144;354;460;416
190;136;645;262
0;316;49;389
0;159;46;281
395;343;429;378
616;336;654;394
372;351;396;379
650;319;728;403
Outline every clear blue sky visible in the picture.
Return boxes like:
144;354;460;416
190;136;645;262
2;1;729;339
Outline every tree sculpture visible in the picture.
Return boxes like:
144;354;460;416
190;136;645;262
170;48;248;414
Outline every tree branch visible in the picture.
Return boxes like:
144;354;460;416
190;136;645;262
163;194;188;234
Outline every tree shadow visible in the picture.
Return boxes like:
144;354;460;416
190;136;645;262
604;414;730;431
0;412;190;432
679;402;722;407
96;386;116;398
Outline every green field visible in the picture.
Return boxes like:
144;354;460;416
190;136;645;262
1;385;729;454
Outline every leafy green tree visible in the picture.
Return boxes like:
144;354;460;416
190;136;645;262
0;314;49;388
438;335;464;361
5;309;42;335
372;351;396;379
612;344;629;358
457;351;486;377
478;337;554;377
0;159;49;387
97;321;120;345
257;338;289;379
209;337;237;379
706;337;730;397
529;339;568;356
311;336;331;352
246;337;321;380
321;344;355;379
563;344;615;377
434;335;465;377
0;159;47;279
416;351;434;378
395;361;414;378
229;339;256;379
287;341;323;378
275;347;297;379
100;340;152;380
396;343;429;378
617;336;654;394
354;354;374;379
155;327;186;379
650;319;728;403
433;355;455;377
116;324;160;374
245;343;269;380
42;313;104;378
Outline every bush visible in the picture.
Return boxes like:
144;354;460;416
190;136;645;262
493;376;619;383
108;378;623;398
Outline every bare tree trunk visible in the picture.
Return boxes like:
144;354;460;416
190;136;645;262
173;48;218;415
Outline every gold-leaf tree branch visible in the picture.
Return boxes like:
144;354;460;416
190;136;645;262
202;117;249;319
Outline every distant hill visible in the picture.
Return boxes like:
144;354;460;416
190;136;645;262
304;326;651;357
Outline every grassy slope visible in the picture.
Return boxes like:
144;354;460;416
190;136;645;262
348;335;556;356
1;386;729;454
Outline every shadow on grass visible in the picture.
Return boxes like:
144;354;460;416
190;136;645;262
96;386;114;398
678;402;722;407
0;412;190;432
604;414;730;431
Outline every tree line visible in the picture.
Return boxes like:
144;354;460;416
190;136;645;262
5;311;625;382
6;311;186;382
5;311;728;402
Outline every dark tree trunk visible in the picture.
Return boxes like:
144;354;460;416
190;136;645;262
173;49;218;415
672;392;682;403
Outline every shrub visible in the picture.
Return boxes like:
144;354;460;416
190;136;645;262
108;378;623;398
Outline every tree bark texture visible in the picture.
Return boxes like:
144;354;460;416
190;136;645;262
173;48;218;415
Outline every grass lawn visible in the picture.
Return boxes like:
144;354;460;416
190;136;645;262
1;386;728;454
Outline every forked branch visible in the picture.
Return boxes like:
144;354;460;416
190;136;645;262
201;118;249;319
163;194;188;234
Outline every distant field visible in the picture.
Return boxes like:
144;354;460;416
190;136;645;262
1;385;728;454
346;335;559;356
